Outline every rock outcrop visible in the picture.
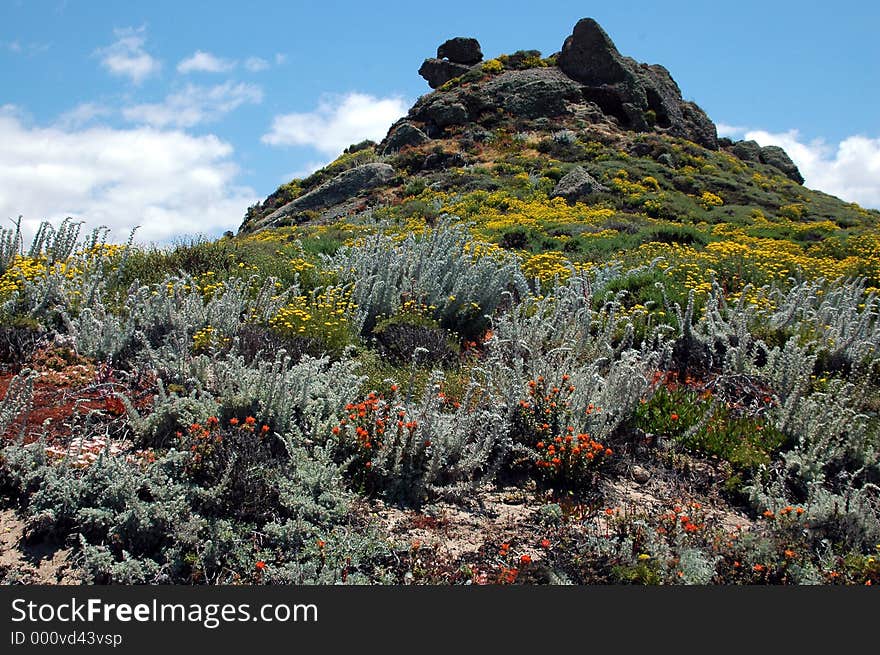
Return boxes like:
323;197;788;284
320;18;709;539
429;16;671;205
437;37;483;65
257;163;395;229
730;139;804;183
418;58;472;89
550;166;609;201
408;17;719;149
380;121;430;154
557;18;718;149
419;36;483;88
758;145;804;184
732;139;762;163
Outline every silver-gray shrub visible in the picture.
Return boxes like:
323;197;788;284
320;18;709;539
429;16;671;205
768;277;880;369
27;217;86;264
750;380;880;549
69;273;291;367
367;375;511;503
211;351;363;438
0;217;23;274
329;219;528;335
480;271;669;440
2;224;128;321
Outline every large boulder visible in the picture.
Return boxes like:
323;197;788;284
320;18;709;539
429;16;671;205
558;18;631;86
410;95;470;134
732;139;762;163
466;68;586;119
418;58;471;89
557;18;718;149
258;163;395;228
380;121;430;154
437;37;483;65
759;145;804;184
550;166;609;201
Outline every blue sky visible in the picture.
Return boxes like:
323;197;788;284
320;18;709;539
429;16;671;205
1;0;878;243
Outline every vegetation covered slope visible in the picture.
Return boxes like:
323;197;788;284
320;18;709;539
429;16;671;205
1;19;879;585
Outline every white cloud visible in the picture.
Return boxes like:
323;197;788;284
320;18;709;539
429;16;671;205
244;56;269;72
0;109;257;244
177;50;235;74
716;123;747;139
122;82;263;128
96;27;160;84
54;103;113;129
262;92;407;156
734;127;880;209
274;53;286;65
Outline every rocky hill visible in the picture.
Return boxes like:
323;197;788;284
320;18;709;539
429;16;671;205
237;17;867;241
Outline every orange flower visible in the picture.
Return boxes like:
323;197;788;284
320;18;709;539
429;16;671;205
670;413;679;421
753;564;765;572
762;510;774;519
316;539;325;549
255;560;266;571
229;417;239;426
260;425;270;434
390;384;398;392
206;416;219;428
520;554;532;565
604;508;615;516
540;538;551;549
784;549;796;559
604;448;613;456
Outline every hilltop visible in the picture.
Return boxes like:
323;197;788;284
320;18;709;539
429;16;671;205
1;18;879;586
239;18;873;249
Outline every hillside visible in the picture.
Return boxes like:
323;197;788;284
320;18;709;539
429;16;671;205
1;18;879;586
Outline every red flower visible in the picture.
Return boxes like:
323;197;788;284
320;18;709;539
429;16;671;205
245;416;256;426
670;413;679;421
540;538;551;549
255;561;266;571
520;554;532;565
229;417;239;426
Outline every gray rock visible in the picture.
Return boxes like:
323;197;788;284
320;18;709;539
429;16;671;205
411;95;470;133
657;152;675;168
759;145;804;184
556;17;718;149
437;37;483;65
732;139;762;163
467;68;585;119
418;58;471;89
259;162;395;228
633;465;651;484
550;166;608;201
558;18;630;85
380;121;429;154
